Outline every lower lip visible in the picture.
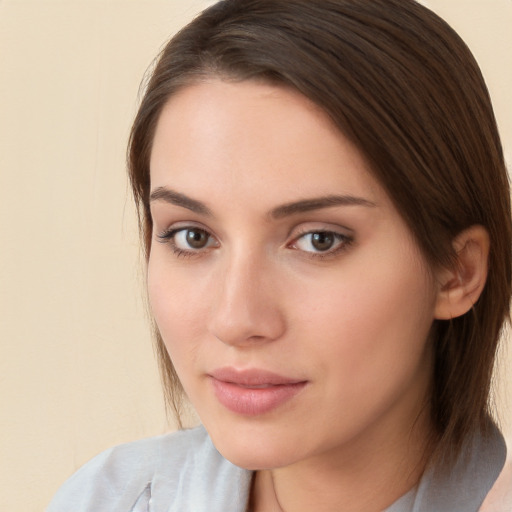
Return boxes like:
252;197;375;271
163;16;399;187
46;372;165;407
210;378;307;416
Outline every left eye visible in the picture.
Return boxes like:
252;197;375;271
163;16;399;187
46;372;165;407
292;231;348;253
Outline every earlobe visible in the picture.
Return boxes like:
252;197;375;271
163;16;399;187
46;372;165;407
434;225;490;320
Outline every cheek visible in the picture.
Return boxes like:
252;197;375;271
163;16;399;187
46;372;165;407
290;249;436;400
147;255;210;367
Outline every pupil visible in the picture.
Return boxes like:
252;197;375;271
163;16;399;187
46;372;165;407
186;229;208;249
312;232;334;251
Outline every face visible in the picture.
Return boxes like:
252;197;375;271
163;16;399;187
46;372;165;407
148;80;439;470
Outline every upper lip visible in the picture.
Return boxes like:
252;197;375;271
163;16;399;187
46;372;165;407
209;367;306;387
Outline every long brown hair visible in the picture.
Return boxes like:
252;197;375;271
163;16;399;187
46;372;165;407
128;0;511;462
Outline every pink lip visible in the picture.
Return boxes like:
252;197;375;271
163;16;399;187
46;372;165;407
208;367;307;416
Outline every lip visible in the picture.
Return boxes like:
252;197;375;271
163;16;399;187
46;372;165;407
208;367;308;416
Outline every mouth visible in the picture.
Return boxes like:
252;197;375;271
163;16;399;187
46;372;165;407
208;367;308;416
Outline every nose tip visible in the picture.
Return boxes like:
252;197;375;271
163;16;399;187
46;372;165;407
207;261;286;347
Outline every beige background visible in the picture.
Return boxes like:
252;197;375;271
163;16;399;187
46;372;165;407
0;1;510;510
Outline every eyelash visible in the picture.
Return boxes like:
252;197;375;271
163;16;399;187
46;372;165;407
155;226;354;260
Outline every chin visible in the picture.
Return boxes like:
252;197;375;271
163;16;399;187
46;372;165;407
214;439;298;471
205;418;306;470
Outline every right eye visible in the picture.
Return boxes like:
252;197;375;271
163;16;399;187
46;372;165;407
157;227;219;257
175;228;213;249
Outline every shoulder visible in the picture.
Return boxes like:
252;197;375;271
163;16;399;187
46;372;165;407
480;453;512;512
46;426;244;512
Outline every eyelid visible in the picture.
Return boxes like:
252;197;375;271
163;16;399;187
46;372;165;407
287;221;353;240
155;219;216;239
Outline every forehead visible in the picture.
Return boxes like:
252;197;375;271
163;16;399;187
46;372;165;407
149;80;386;211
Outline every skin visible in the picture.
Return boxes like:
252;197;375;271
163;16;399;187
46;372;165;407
148;80;443;511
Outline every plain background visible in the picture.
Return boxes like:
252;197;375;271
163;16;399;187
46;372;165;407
0;1;510;510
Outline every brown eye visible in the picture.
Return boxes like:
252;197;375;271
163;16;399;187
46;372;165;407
310;232;335;251
292;230;351;255
160;227;218;253
185;229;210;249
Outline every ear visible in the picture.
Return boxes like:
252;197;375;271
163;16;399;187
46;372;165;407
434;225;490;320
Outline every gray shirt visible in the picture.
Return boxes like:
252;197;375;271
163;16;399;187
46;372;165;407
47;423;506;512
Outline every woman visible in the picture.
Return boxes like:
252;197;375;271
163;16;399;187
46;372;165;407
48;0;511;510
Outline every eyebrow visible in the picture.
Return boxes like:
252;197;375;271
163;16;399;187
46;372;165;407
269;195;377;219
149;187;376;218
150;187;213;216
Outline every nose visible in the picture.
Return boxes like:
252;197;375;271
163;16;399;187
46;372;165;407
207;252;287;347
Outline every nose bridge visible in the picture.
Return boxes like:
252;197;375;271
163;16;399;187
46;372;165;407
208;246;285;345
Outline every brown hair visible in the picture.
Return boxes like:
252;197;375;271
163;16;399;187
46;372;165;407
128;0;511;462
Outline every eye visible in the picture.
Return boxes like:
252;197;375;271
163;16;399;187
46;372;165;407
156;226;219;256
291;230;352;255
174;228;213;250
